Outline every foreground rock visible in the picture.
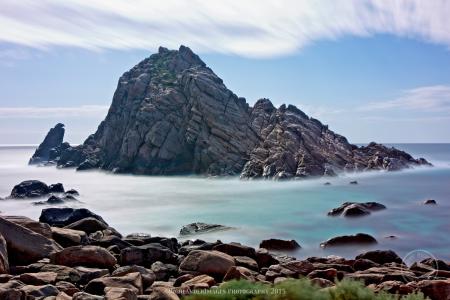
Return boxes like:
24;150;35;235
29;123;65;165
320;233;377;248
0;217;62;264
51;246;117;269
32;46;430;179
179;250;235;278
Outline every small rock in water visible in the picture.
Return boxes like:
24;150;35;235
328;201;386;217
9;180;50;198
349;181;358;185
33;195;65;206
65;189;80;196
179;222;232;236
320;233;377;248
259;239;301;251
48;183;65;194
423;199;437;205
324;182;331;186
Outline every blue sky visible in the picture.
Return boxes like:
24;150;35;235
0;1;450;144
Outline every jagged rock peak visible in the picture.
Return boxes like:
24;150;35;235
31;46;431;179
29;123;66;165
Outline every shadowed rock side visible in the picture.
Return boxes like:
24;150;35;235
33;46;430;179
29;123;66;165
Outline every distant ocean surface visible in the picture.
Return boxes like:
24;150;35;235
0;144;449;261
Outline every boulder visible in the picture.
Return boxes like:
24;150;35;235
0;234;8;274
148;287;180;300
18;272;58;285
121;243;177;267
3;215;52;238
255;248;279;268
0;216;63;264
29;123;65;164
355;250;403;265
9;180;50;198
34;195;65;206
212;242;256;258
72;292;104;300
179;250;235;278
40;208;108;227
151;262;178;281
416;279;450;300
182;274;216;289
85;272;143;295
51;227;88;247
179;223;232;235
320;233;377;248
56;291;73;300
112;265;156;289
259;239;301;251
0;288;23;299
234;256;259;271
64;217;108;233
75;266;109;285
65;189;80;196
49;183;65;193
327;202;386;217
423;199;437;205
51;246;117;269
353;258;380;271
20;284;60;298
105;287;138;300
55;281;80;296
223;266;255;282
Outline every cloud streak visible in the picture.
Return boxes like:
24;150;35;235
0;105;109;118
0;0;449;57
360;85;450;113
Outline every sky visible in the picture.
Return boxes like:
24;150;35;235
0;0;449;144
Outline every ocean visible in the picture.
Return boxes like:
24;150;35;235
0;144;449;262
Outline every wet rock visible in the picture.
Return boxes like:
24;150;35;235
259;239;301;251
64;217;108;234
29;123;65;165
179;250;235;278
65;189;80;196
179;240;222;256
0;216;63;264
34;195;65;206
179;223;232;236
255;248;279;268
320;233;377;248
49;183;65;194
355;250;403;265
51;246;117;269
349;181;358;185
9;180;50;198
55;281;80;296
40;208;108;227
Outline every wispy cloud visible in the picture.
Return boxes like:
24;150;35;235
360;85;450;112
0;0;449;57
0;105;109;118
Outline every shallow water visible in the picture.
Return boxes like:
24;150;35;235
0;144;449;261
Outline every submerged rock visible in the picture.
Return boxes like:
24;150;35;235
9;180;50;199
423;199;437;205
32;46;430;179
259;239;301;251
179;222;232;236
328;201;386;217
39;208;108;227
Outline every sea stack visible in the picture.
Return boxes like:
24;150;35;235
29;123;66;165
31;46;430;179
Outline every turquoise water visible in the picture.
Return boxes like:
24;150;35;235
0;144;449;261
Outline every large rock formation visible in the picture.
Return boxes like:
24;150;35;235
32;46;430;179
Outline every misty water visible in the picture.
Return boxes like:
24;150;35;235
0;144;449;261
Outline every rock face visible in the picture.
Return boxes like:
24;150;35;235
29;123;65;165
32;46;431;179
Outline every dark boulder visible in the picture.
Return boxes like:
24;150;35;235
33;195;65;206
48;183;65;193
259;239;301;251
39;208;108;227
320;233;377;248
9;180;50;199
355;250;404;265
64;217;108;234
120;243;177;267
212;242;256;258
328;202;386;217
423;199;437;205
29;123;65;165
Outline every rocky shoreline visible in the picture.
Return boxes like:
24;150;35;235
0;182;449;299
